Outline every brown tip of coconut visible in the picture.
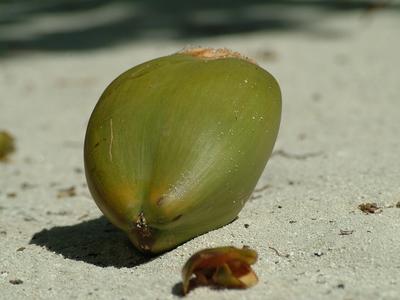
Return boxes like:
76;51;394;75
179;47;257;65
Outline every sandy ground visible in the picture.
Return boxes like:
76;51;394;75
1;6;400;300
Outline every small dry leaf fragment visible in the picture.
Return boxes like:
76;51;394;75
21;182;36;190
9;279;23;285
0;131;15;161
57;186;76;198
339;229;354;236
358;203;380;214
181;246;258;295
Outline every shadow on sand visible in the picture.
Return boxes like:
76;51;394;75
30;216;152;268
0;0;397;56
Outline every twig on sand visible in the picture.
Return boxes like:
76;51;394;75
269;246;290;258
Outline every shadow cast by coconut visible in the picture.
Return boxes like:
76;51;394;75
29;216;152;268
171;282;184;297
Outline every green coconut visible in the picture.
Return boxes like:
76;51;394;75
84;48;281;254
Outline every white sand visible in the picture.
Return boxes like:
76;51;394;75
1;6;400;300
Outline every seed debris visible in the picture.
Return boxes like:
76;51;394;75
358;203;380;214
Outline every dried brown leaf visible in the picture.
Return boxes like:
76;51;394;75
358;203;380;214
181;246;258;295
